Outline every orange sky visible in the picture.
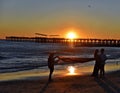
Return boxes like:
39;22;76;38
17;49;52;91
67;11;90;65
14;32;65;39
0;0;120;39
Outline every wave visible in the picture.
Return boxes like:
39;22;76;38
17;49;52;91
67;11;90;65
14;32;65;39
0;56;8;60
0;40;120;74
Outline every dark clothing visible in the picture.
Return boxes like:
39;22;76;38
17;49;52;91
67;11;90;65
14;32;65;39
92;49;107;78
48;54;55;81
99;53;107;77
92;63;99;77
100;64;105;77
49;68;54;81
48;56;54;69
92;54;101;77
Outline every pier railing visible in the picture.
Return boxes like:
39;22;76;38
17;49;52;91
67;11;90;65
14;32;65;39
6;36;120;47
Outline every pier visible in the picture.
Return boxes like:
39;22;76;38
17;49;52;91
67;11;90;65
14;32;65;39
6;36;120;47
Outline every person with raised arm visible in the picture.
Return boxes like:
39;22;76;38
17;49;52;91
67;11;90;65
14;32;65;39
48;52;59;82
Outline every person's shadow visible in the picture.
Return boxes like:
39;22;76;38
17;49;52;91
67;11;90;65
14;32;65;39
95;77;120;93
39;80;51;93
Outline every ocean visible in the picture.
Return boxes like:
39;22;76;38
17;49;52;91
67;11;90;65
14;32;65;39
0;40;120;80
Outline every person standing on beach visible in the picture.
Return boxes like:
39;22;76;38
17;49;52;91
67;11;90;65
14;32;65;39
48;52;59;82
99;48;107;78
91;49;101;77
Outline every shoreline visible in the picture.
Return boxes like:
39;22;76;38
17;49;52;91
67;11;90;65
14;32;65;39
0;62;119;82
0;70;119;93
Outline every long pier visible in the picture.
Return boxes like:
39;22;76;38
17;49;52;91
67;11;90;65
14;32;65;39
6;36;120;47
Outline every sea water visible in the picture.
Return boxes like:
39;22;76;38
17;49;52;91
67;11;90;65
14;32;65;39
0;40;120;80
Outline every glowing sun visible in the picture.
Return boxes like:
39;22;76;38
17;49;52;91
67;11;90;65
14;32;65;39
67;66;75;74
66;32;77;39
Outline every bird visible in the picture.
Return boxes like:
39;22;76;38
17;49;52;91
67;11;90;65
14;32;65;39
88;5;91;8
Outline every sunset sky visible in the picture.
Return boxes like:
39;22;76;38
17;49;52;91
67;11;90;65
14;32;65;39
0;0;120;39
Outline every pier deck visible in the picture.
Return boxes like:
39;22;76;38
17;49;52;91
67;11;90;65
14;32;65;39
6;36;120;47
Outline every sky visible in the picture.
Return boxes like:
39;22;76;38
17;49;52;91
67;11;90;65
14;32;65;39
0;0;120;39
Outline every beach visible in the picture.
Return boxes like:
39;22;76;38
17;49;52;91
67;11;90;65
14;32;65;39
1;0;120;93
0;40;120;93
0;70;119;93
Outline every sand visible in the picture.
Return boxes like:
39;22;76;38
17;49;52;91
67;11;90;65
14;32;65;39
0;70;119;93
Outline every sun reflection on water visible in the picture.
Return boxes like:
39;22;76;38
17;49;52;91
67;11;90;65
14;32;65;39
67;66;77;75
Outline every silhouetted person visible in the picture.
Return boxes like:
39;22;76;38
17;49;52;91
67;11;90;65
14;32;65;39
99;48;107;78
48;52;58;82
91;49;101;77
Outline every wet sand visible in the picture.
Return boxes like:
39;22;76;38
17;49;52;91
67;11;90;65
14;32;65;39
0;70;119;93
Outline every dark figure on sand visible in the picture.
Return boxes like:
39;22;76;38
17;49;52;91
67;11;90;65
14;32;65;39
91;49;101;77
99;48;107;78
48;52;59;82
92;48;107;78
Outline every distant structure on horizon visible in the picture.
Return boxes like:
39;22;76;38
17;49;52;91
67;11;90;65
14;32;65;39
35;33;60;38
6;36;120;47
